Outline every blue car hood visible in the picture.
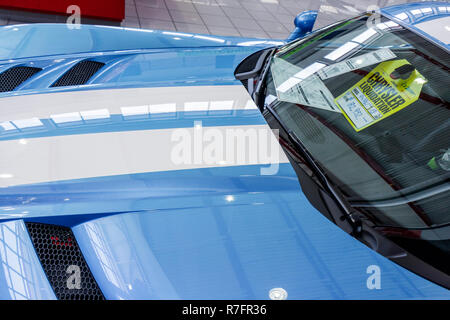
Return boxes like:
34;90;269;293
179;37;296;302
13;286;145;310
0;23;449;300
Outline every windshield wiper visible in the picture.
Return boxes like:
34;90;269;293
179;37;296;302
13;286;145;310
265;103;362;233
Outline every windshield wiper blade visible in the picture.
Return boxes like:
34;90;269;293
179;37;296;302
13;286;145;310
350;182;450;208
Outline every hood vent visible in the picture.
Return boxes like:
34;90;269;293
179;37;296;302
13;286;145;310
26;222;104;300
51;60;105;87
0;66;41;92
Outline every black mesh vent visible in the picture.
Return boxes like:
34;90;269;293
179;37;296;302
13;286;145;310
51;60;105;87
0;66;41;92
26;222;104;300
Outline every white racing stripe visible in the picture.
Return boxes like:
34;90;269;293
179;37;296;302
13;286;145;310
0;124;289;187
0;85;257;127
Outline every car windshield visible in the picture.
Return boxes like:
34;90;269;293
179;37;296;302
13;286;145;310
263;14;449;274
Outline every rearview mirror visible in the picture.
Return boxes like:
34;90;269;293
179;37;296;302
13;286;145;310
286;10;318;42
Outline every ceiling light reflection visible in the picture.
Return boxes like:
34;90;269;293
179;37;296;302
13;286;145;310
12;118;43;129
276;62;326;93
121;105;149;117
149;103;176;114
225;195;235;202
395;13;408;20
51;112;82;124
324;41;359;61
194;35;225;43
352;28;377;44
162;31;191;37
0;121;16;131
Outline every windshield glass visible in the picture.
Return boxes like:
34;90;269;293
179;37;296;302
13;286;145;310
264;14;450;274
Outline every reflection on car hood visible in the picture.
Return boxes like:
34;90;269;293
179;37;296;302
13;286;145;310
0;23;449;300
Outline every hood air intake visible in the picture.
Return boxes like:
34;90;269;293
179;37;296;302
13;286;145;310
26;222;104;300
0;66;41;92
51;60;105;87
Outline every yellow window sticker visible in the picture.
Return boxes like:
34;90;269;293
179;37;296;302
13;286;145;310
335;59;427;131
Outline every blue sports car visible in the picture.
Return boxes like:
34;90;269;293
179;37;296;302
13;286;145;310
0;1;448;299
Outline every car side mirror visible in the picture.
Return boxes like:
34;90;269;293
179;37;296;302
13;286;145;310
286;10;318;42
234;48;272;81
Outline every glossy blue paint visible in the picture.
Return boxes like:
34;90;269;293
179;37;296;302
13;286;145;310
0;164;301;222
381;1;450;50
0;109;265;141
1;163;449;299
72;185;450;299
0;220;56;300
0;24;282;61
287;10;318;42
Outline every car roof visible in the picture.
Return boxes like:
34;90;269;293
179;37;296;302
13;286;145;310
381;1;450;51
